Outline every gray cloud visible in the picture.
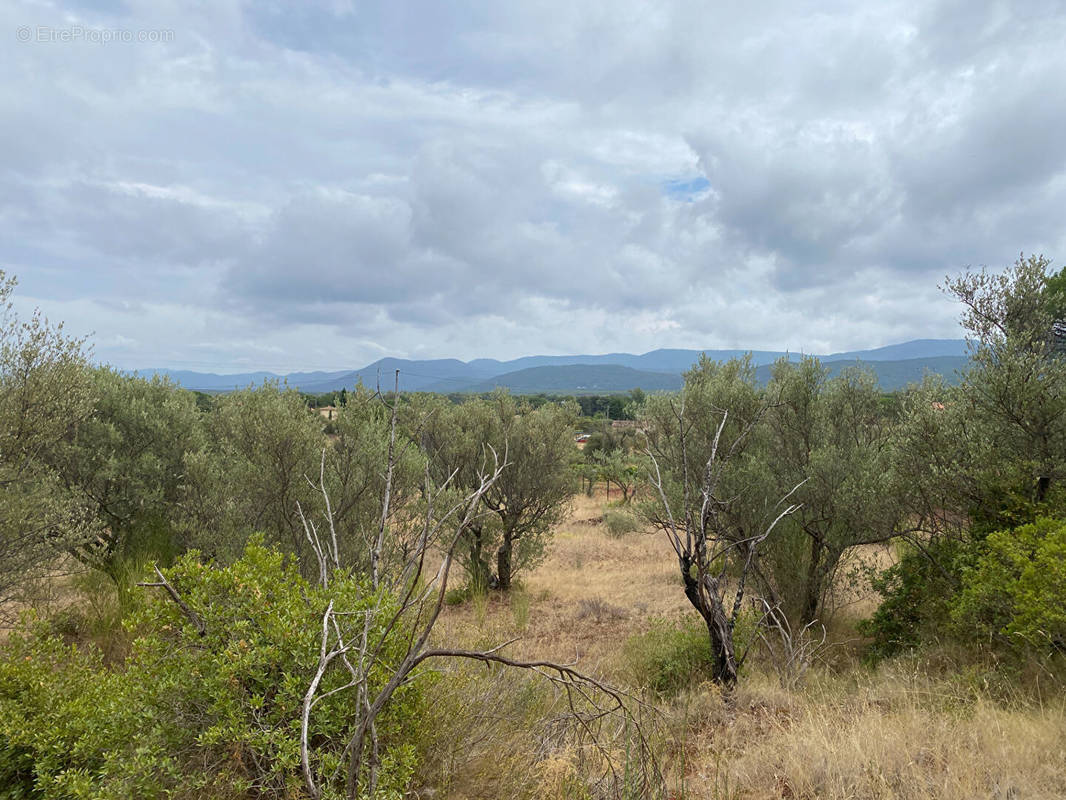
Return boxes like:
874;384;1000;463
2;0;1063;371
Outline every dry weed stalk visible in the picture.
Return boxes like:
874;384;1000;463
750;597;829;689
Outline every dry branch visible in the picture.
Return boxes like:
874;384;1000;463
137;564;206;636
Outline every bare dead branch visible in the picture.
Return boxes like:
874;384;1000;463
137;564;205;636
750;597;830;689
372;369;400;589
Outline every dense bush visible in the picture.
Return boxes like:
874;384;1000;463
0;541;421;799
859;538;971;660
45;367;206;583
953;517;1066;653
861;519;1066;661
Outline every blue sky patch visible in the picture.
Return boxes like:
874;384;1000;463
663;176;711;200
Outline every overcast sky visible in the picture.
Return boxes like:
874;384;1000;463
4;1;1065;372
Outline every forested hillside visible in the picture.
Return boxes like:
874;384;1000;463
138;341;970;395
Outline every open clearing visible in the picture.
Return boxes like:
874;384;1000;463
426;489;1066;800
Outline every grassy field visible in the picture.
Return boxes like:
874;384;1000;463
418;490;1066;800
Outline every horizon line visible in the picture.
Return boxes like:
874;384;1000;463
124;336;968;378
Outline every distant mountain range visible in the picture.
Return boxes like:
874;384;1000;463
137;339;971;395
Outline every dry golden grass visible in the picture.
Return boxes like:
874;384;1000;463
671;671;1066;800
0;556;94;637
435;489;689;675
421;489;1066;800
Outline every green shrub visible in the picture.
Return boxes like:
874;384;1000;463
603;507;640;538
859;538;970;661
625;618;712;697
860;519;1066;661
444;572;493;607
0;540;422;799
952;517;1066;652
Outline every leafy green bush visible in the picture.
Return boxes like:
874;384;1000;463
952;517;1066;652
603;507;640;538
0;540;421;799
859;538;973;661
625;618;712;697
861;519;1066;661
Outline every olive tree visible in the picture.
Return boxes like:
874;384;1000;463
297;398;657;799
880;254;1066;552
761;357;902;625
864;255;1066;656
481;393;578;590
407;393;500;588
318;385;425;576
188;383;325;561
945;253;1066;509
0;271;95;613
413;391;577;590
47;367;207;583
594;449;643;504
583;422;644;503
642;356;804;686
186;381;426;576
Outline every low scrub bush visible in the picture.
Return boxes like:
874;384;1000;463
0;540;422;799
444;572;495;607
625;618;713;697
859;538;970;661
861;518;1066;663
602;507;640;538
510;588;531;631
444;584;470;606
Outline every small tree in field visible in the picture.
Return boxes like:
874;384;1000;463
595;449;643;504
760;357;902;626
413;391;576;591
642;357;804;686
481;393;577;590
295;381;658;798
406;393;501;588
